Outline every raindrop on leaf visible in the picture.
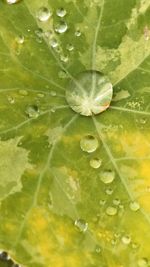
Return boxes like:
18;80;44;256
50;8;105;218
37;7;52;22
90;158;102;169
80;135;99;153
25;105;39;118
100;170;115;184
56;7;67;18
75;219;88;232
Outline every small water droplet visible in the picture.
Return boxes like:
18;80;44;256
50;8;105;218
106;206;117;216
25;105;39;118
121;235;131;245
58;70;67;79
129;201;140;211
37;7;52;22
6;0;22;4
113;198;120;206
50;91;56;96
75;29;81;37
35;28;43;37
75;218;88;232
90;158;102;169
95;245;101;253
80;135;99;153
56;7;67;18
100;170;115;184
19;89;28;96
55;21;68;34
99;199;106;206
138;258;149;267
66;44;74;51
105;188;113;195
16;35;24;44
60;54;69;63
50;38;58;48
65;70;113;116
0;251;8;260
7;96;15;104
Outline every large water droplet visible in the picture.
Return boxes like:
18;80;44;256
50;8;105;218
55;21;68;34
90;158;102;169
100;170;115;184
129;201;140;211
106;206;117;216
75;219;88;232
66;71;113;116
37;7;51;22
138;258;149;267
80;135;99;153
56;8;67;18
25;105;39;118
6;0;22;4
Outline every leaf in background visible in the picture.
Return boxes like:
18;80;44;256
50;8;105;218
0;0;150;266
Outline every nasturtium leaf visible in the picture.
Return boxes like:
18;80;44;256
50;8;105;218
0;0;150;267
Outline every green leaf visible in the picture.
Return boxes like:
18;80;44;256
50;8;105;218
0;0;150;266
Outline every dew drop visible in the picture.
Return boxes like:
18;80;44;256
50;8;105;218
80;135;98;153
50;38;58;48
106;206;117;216
138;258;149;267
65;70;113;116
113;198;120;206
60;54;69;63
19;89;28;96
55;21;68;34
25;105;39;118
99;199;106;206
56;8;67;18
6;0;22;4
75;218;88;232
100;170;115;184
37;7;51;22
7;96;15;104
90;158;102;169
16;35;24;44
66;43;74;51
105;188;113;195
75;29;81;37
129;201;140;211
121;235;131;245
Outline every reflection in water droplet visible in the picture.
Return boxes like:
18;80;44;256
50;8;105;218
129;201;140;211
37;7;51;22
80;135;98;153
25;105;39;118
55;21;68;34
138;258;148;267
19;89;28;96
6;0;22;4
100;170;115;184
106;206;117;216
75;219;88;232
90;158;102;169
56;8;67;17
66;71;113;116
121;235;131;245
50;38;58;48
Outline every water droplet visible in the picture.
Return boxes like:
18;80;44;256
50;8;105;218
106;206;117;216
60;54;69;63
95;245;101;253
75;29;81;37
100;170;115;184
50;38;58;48
138;258;149;267
0;251;8;260
55;21;68;34
65;70;113;116
19;89;28;96
7;96;15;104
66;44;74;51
105;188;113;195
35;28;43;37
80;135;99;153
56;8;67;18
75;219;88;232
90;158;102;169
121;235;131;245
113;198;120;206
6;0;22;4
58;70;67;79
37;7;51;22
50;91;56;96
99;199;106;206
16;35;24;44
129;201;140;211
25;105;39;118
